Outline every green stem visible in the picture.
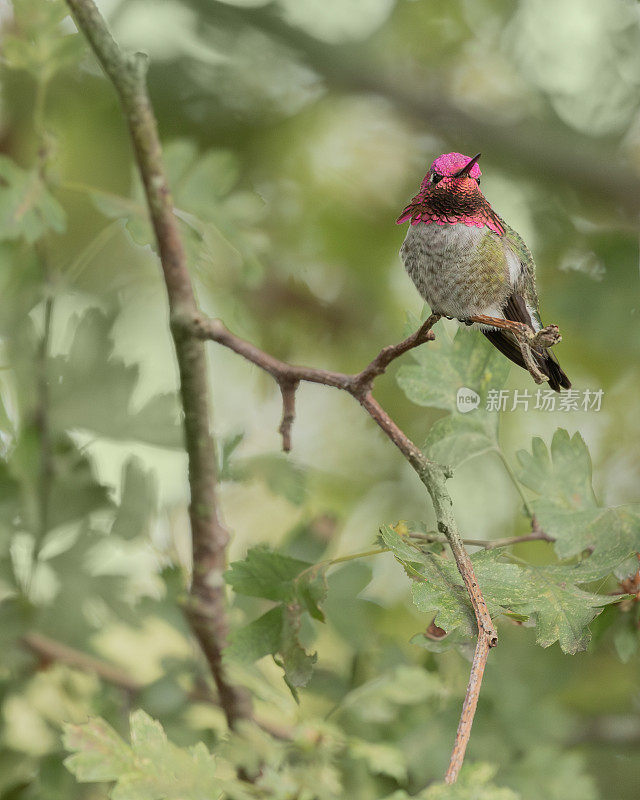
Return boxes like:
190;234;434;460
296;547;389;582
495;447;534;518
326;547;389;566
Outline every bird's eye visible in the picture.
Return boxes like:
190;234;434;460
476;178;481;186
430;172;442;185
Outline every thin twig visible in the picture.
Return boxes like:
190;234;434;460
444;633;490;784
409;527;554;549
278;379;298;452
65;0;250;728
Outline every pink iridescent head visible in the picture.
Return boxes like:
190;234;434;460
420;152;482;190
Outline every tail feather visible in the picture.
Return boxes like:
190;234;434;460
482;329;571;392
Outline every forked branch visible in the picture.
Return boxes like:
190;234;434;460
190;312;498;782
66;0;495;782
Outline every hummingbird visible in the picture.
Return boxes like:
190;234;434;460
397;152;570;391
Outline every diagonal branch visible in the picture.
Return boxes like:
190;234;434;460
188;311;497;782
21;632;291;740
65;0;251;729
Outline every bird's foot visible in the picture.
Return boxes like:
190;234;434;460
529;325;561;351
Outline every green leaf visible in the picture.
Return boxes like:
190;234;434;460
505;747;599;800
614;624;639;663
348;740;407;782
218;431;244;480
111;458;158;541
514;563;622;654
226;547;327;689
8;430;112;534
227;606;284;664
397;328;509;465
234;454;307;505
2;0;82;76
63;718;132;782
419;762;520;799
397;327;510;414
86;139;260;276
228;604;316;690
296;564;328;622
280;603;317;688
173;148;240;211
225;546;311;601
517;429;595;509
49;308;182;448
424;414;496;466
517;429;640;573
382;526;521;639
0;157;66;243
35;522;133;643
382;525;621;654
64;711;242;800
339;665;447;724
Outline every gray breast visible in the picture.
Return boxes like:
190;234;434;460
400;222;505;319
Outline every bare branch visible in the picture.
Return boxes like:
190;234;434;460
278;379;298;452
65;0;250;729
444;634;490;784
190;311;498;780
353;314;439;391
409;527;554;549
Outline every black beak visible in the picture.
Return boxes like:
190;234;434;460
453;152;481;179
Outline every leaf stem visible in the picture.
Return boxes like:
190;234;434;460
295;547;389;582
495;447;534;518
409;530;553;550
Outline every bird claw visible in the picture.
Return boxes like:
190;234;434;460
529;324;561;350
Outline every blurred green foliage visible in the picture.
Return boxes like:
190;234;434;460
1;0;639;798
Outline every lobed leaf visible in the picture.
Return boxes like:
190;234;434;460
64;711;242;800
226;547;327;689
382;525;622;654
517;429;640;573
397;328;509;465
49;308;182;448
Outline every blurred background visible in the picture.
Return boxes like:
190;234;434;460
0;0;639;797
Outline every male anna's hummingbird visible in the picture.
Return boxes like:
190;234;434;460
397;152;570;391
